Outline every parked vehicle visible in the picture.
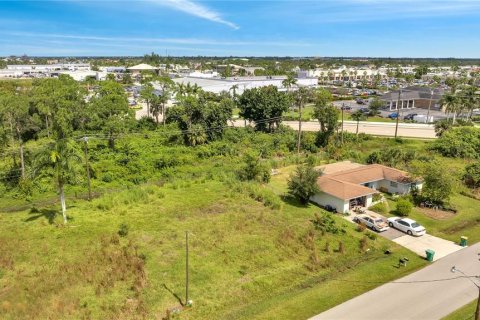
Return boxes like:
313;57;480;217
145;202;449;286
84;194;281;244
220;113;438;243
354;214;389;232
356;98;365;104
359;107;370;114
341;105;352;111
324;205;337;213
387;217;426;236
404;113;418;121
388;112;399;119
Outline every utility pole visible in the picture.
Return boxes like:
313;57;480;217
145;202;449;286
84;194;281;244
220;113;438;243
426;89;434;124
341;103;345;145
83;136;92;201
394;88;402;139
185;231;189;306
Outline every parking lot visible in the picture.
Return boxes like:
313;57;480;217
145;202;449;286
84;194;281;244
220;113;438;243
333;99;447;121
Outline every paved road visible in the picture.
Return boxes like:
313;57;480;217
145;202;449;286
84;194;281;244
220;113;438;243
233;120;437;139
310;243;480;320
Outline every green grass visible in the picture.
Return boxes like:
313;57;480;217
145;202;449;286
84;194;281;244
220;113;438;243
442;300;477;320
0;179;427;319
385;194;480;244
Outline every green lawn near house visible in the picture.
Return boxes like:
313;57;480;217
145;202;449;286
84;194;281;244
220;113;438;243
442;300;477;320
385;194;480;244
0;179;427;320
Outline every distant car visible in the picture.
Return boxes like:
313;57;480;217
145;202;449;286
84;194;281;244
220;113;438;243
356;98;365;104
341;105;352;111
404;113;418;120
388;112;399;119
324;205;337;213
387;217;426;236
359;107;370;114
353;214;390;232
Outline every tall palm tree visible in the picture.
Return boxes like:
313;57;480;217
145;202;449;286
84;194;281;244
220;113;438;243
294;87;311;154
229;84;239;101
35;140;81;224
441;92;460;124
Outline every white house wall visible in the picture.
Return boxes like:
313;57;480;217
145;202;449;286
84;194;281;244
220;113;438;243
310;192;349;213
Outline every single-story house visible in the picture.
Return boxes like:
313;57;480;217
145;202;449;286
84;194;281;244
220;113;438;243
310;161;423;213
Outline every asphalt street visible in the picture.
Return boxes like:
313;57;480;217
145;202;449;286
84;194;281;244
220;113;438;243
309;243;480;320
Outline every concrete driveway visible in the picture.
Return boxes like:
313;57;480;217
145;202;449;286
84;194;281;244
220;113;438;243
392;234;462;261
344;211;462;261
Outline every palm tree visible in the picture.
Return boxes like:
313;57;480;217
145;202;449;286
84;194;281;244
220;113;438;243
441;92;460;124
229;84;239;101
282;74;297;93
350;110;367;135
462;86;479;120
35;140;81;224
294;87;311;154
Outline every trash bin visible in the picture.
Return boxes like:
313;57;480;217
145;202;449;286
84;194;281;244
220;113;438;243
460;236;468;247
425;249;435;262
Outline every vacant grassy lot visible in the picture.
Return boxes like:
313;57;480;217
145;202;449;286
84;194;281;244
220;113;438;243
0;179;426;320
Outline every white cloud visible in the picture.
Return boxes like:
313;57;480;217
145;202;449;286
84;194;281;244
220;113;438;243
151;0;239;29
0;31;310;47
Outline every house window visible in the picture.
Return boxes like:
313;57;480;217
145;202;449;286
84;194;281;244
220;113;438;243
390;181;398;188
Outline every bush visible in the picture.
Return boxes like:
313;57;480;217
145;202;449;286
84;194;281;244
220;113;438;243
396;198;413;216
311;213;339;234
237;152;271;183
369;202;388;215
118;223;129;237
464;162;480;188
430;127;480;159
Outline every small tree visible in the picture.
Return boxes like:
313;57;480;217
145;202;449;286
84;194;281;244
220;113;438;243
368;97;384;116
422;163;454;205
287;164;320;204
396;198;413;217
350;110;367;135
238;152;271;183
464;162;480;188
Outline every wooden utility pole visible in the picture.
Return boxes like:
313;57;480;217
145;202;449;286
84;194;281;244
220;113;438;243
297;101;303;154
341;103;345;145
83;137;92;201
394;89;402;139
185;231;189;305
426;89;434;123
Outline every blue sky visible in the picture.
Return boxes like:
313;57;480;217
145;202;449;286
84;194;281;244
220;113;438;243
1;0;480;57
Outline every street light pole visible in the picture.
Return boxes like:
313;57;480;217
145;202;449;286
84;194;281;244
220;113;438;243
451;266;480;320
394;88;402;139
185;231;189;305
426;89;434;124
341;103;345;145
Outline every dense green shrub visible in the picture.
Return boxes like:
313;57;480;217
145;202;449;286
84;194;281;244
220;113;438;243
396;198;413;216
464;162;480;188
369;201;388;215
430;127;480;159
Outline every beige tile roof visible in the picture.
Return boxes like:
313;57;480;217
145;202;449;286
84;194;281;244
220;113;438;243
315;161;365;175
317;163;413;201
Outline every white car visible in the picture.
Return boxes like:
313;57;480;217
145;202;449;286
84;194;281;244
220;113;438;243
387;217;426;236
353;214;390;232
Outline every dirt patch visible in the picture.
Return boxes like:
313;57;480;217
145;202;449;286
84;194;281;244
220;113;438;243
418;207;455;220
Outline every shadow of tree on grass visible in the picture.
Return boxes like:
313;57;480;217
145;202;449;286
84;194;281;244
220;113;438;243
25;208;58;224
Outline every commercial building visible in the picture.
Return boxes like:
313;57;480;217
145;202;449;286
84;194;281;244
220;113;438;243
172;75;318;95
381;86;444;111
